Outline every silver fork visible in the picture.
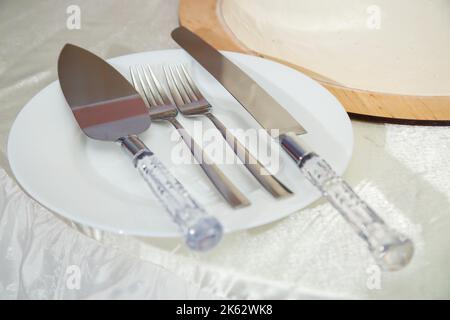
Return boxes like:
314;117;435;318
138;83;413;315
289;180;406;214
130;65;250;208
164;65;292;198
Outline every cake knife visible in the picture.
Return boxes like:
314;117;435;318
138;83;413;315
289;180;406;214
172;27;414;270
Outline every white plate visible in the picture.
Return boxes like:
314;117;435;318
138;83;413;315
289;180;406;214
8;49;353;237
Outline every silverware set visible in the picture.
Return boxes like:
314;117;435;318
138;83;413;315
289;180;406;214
129;64;292;208
58;41;414;271
171;26;414;271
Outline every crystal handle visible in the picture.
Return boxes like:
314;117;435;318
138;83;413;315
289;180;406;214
120;135;223;251
280;133;414;270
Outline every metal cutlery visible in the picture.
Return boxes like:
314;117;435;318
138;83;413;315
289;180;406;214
129;65;250;208
163;64;292;198
172;26;414;270
57;43;223;251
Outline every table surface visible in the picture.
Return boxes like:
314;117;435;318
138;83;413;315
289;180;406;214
0;0;449;299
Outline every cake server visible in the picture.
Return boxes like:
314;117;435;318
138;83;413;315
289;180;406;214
57;43;223;251
172;27;414;270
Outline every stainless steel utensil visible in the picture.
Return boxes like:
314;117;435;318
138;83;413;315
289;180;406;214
163;64;292;198
57;43;223;251
130;65;250;208
172;27;414;270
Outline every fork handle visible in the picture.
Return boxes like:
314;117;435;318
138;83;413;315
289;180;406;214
206;113;292;198
170;119;250;208
280;132;414;271
120;135;223;251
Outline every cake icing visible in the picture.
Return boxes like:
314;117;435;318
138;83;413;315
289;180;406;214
220;0;450;95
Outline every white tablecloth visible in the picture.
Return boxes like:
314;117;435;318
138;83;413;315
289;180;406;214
1;0;449;299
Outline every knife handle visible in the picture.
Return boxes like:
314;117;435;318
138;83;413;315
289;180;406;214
279;133;414;271
120;135;223;251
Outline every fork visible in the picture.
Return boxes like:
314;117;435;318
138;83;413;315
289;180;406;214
130;65;250;208
163;65;292;198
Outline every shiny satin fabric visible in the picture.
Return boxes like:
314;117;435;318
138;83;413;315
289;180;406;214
1;0;450;299
0;169;221;299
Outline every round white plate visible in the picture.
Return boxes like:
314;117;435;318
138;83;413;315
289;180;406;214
8;49;353;237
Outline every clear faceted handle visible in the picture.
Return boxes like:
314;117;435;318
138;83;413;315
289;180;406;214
120;136;223;251
280;133;414;271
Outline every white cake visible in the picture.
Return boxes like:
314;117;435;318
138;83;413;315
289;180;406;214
220;0;450;95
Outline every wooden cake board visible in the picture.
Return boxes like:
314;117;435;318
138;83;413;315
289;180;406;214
179;0;450;125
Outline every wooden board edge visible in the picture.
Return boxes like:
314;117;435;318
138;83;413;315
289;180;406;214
178;0;450;125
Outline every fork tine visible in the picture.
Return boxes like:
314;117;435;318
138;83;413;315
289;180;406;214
146;65;172;106
140;66;164;106
169;65;192;104
130;66;139;89
175;65;198;102
163;65;185;107
130;66;153;108
138;65;159;107
179;65;204;100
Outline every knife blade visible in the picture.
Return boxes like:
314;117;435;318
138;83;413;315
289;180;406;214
172;27;414;270
58;43;222;251
172;29;305;138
